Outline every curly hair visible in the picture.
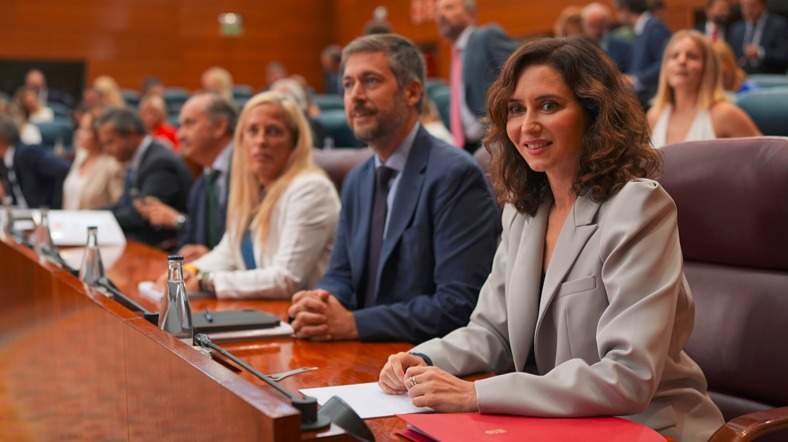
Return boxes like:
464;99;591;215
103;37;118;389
484;37;660;216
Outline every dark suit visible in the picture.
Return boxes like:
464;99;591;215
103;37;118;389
728;14;788;74
111;140;193;247
318;126;499;344
602;35;632;73
462;25;517;120
178;150;231;249
5;144;69;208
628;15;671;103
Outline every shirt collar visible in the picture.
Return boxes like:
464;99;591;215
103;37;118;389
454;25;475;51
208;142;233;175
634;12;652;35
129;135;153;171
750;11;768;27
373;122;420;172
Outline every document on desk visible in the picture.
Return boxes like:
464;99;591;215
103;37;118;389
300;382;431;419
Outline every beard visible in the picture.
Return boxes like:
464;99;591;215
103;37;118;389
348;98;407;144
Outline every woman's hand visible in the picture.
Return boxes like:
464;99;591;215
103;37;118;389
404;366;478;413
378;352;428;395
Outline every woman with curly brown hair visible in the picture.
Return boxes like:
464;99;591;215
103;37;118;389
378;37;723;441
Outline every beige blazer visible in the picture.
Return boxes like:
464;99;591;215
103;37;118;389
192;172;340;299
412;179;724;442
62;152;125;210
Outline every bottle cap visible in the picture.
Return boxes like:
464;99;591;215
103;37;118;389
168;255;184;261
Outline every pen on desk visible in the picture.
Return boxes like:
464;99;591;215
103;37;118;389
204;311;213;323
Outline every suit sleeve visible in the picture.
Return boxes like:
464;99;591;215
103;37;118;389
762;18;788;71
411;206;516;374
208;176;340;299
473;182;685;417
318;172;359;305
353;162;499;343
178;179;202;246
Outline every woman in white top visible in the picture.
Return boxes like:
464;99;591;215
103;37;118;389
62;111;125;210
648;30;760;148
184;92;340;299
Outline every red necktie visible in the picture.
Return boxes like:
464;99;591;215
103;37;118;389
450;47;465;148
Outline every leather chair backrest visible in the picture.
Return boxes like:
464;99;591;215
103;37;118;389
313;148;373;193
658;137;788;421
736;88;788;136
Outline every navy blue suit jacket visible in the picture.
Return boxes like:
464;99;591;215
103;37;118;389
179;151;231;248
463;24;517;119
728;14;788;74
11;144;69;209
111;140;193;247
318;126;499;343
628;16;671;100
603;35;633;73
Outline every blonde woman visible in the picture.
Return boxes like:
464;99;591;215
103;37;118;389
93;75;126;108
62;111;125;210
183;92;340;299
648;30;760;148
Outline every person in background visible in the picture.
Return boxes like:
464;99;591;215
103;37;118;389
0;94;42;146
16;87;53;123
0;115;69;208
614;0;672;106
712;39;757;94
201;66;234;102
321;44;344;95
264;61;288;91
141;76;165;98
270;78;327;148
139;95;179;150
695;0;732;42
94;76;126;108
98;107;192;248
648;30;760;148
582;2;633;72
175;92;340;299
288;34;498;343
25;69;73;108
136;93;236;262
553;6;583;37
378;37;724;442
62;111;125;210
436;0;516;152
727;0;788;74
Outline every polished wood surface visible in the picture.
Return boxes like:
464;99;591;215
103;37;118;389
710;407;788;442
0;238;411;441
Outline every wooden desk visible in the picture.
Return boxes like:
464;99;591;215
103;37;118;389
0;239;410;441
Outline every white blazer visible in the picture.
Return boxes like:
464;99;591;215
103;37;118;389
192;172;340;299
412;179;724;441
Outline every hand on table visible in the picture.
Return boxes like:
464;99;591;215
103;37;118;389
288;290;358;340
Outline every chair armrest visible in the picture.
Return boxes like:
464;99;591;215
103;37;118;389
710;407;788;442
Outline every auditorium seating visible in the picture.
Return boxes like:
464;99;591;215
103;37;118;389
313;147;372;191
314;94;344;111
34;120;73;149
428;84;451;129
659;137;788;442
162;87;190;115
313;109;362;148
748;74;788;89
121;89;140;108
736;88;788;136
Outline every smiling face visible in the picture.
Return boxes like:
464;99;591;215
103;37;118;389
665;36;705;92
242;103;295;187
505;64;588;186
342;51;411;146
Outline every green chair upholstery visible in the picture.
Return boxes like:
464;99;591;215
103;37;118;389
314;109;362;148
736;87;788;136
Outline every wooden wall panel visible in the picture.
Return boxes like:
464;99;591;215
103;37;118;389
0;0;707;95
0;0;333;93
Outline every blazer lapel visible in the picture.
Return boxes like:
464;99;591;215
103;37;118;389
377;128;429;279
351;159;376;292
507;203;548;372
535;196;600;333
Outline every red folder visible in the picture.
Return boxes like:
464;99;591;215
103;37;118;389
397;412;666;442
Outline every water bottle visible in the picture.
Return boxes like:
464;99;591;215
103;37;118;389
79;226;105;287
158;255;194;341
31;207;55;256
1;196;13;238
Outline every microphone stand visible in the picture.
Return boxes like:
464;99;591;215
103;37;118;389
193;333;331;432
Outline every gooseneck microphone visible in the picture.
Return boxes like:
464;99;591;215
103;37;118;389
193;333;331;432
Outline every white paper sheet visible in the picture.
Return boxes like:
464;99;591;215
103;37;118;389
300;382;431;419
10;209;126;246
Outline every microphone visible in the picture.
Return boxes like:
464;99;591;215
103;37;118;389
194;333;332;432
96;277;160;325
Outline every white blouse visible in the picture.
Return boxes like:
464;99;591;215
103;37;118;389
192;172;341;299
